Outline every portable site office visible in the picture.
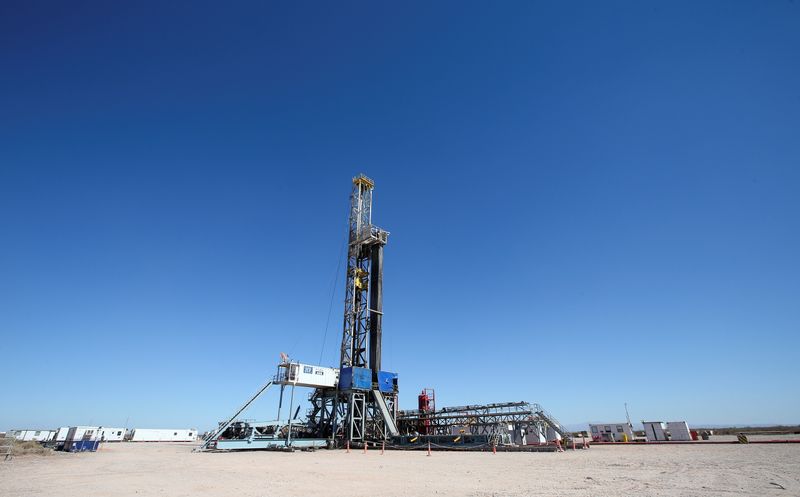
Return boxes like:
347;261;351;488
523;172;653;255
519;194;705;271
128;429;197;442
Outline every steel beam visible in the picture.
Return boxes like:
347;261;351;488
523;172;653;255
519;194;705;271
368;244;383;377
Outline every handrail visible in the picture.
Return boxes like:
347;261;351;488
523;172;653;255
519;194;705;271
195;380;274;452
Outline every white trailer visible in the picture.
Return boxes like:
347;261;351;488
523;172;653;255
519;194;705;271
589;423;635;442
8;429;55;442
129;429;197;442
53;427;71;442
667;421;692;441
97;427;126;442
66;426;100;443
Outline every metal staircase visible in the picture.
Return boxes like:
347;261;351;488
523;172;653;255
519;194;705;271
533;403;570;441
195;380;273;451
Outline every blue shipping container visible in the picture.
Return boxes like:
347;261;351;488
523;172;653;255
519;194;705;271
66;440;100;452
377;371;397;393
339;366;372;390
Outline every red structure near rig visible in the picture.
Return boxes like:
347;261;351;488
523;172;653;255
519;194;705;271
418;389;436;435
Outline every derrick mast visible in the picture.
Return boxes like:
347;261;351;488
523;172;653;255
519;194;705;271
337;174;397;444
308;174;398;445
340;174;387;374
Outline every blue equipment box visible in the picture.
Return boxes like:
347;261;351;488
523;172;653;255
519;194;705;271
339;366;372;390
377;371;398;393
66;440;100;452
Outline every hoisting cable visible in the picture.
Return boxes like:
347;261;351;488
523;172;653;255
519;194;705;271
318;200;350;365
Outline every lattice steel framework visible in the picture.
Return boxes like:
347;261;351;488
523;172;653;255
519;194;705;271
396;401;566;441
340;174;379;369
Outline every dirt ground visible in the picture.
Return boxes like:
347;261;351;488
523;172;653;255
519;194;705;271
1;437;798;497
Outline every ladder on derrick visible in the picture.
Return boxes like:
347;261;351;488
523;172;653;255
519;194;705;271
195;380;274;452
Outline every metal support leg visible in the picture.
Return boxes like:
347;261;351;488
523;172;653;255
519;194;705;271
348;392;366;442
277;384;285;420
286;384;296;446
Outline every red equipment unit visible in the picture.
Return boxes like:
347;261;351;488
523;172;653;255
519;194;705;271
418;388;435;435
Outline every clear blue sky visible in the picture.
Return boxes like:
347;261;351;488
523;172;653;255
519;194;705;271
1;1;798;432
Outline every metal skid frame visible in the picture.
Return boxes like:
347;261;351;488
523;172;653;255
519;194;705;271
397;401;568;443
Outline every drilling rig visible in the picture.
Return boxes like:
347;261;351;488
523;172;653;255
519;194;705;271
198;174;398;451
197;174;570;452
